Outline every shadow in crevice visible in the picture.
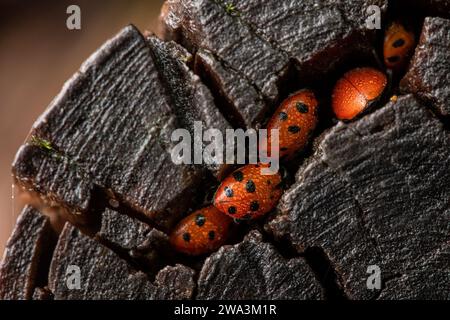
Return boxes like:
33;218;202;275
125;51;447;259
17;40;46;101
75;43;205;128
303;247;348;300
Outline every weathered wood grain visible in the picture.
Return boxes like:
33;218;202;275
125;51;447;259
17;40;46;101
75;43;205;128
401;17;450;117
12;25;229;230
267;95;450;299
13;145;94;223
3;2;450;301
161;0;386;127
96;207;153;251
48;223;195;300
0;206;55;300
197;230;323;299
378;244;450;299
96;207;171;275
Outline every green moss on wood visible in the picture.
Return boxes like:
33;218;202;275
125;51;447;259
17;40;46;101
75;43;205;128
30;136;53;152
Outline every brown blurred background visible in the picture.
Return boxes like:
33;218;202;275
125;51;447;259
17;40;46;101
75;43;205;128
0;0;164;256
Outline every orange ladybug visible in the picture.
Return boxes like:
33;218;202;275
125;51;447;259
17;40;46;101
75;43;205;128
384;22;415;69
332;67;387;120
170;206;232;256
213;164;283;220
263;89;319;159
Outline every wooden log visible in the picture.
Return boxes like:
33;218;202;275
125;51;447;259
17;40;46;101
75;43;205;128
48;223;195;300
160;0;387;127
400;17;450;117
96;207;171;275
2;1;450;301
12;25;229;230
267;95;450;299
197;230;323;299
0;206;55;300
378;245;450;299
96;207;153;251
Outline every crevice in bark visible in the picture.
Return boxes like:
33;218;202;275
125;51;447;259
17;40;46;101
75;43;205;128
259;225;347;300
193;50;248;129
167;24;393;298
8;1;449;299
18;184;173;284
29;212;58;296
32;286;54;300
409;94;450;132
208;0;303;126
372;272;404;300
102;189;170;233
212;0;291;58
205;49;269;106
190;270;200;300
351;198;383;259
87;188;180;282
258;226;301;260
303;247;348;300
95;235;162;282
321;158;383;260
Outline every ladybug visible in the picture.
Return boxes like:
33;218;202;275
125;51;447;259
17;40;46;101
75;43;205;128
332;67;387;120
384;21;415;70
213;164;283;220
170;205;232;256
263;89;318;159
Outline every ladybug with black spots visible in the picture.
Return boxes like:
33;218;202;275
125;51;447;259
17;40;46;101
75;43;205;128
213;164;283;220
332;67;387;121
263;89;319;159
384;21;415;70
170;205;232;256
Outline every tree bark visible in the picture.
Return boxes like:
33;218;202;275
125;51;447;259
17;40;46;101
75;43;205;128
1;0;449;300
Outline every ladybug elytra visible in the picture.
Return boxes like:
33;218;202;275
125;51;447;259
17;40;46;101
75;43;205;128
332;67;387;121
263;89;319;159
213;164;283;220
384;21;415;70
170;205;232;255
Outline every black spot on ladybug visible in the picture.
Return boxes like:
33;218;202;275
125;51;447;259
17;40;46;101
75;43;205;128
250;201;259;211
228;206;237;214
270;195;274;200
195;214;205;227
208;230;215;240
279;112;288;121
224;186;233;197
296;102;309;113
387;56;400;63
245;180;256;193
280;147;288;151
232;171;243;182
392;38;405;48
288;125;300;133
182;232;190;242
267;180;271;185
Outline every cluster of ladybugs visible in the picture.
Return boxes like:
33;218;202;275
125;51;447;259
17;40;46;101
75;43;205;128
170;21;415;256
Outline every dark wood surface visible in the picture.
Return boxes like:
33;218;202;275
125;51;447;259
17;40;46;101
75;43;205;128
1;0;449;300
267;95;450;299
161;0;387;128
0;206;55;300
401;17;450;117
